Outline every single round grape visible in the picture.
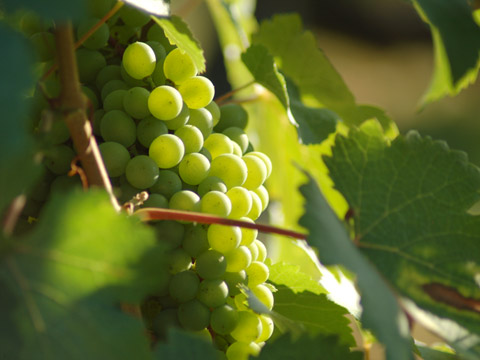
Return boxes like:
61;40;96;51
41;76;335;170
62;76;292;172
155;220;185;248
146;41;167;62
175;125;204;154
76;48;106;83
252;185;269;212
87;0;116;18
231;311;262;343
142;193;168;208
19;12;48;36
225;246;252;273
168;247;192;274
223;270;247;296
178;299;210;331
165;103;190;130
197;279;229;308
123;41;156;79
125;155;159;189
82;86;99;109
207;224;241;254
246;151;272;179
195;249;227;280
182;224;209;258
39;115;70;145
100;110;136;147
246;261;269;286
198;176;227;197
209;154;247;189
251;284;274;311
92;109;104;136
205;101;221;127
119;4;150;27
95;64;122;90
77;18;109;50
187;108;213;138
239;217;257;246
178;153;210;185
150;170;182;198
242;155;267;190
123;87;151;119
30;31;55;62
199;147;212;161
148;85;183;120
246;191;263;220
204;133;233;159
169;190;199;212
99;141;130;177
200;191;231;217
163;48;197;84
169;270;200;303
103;89;126;112
136;116;168;148
226;341;261;360
248;241;259;262
216;104;248;132
257;315;274;343
149;134;185;168
226;187;252;219
223;127;249;154
101;79;128;101
178;76;214;109
44;145;75;175
210;304;238;335
120;62;146;87
254;239;267;263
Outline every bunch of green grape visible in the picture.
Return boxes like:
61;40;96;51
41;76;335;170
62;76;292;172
19;1;275;359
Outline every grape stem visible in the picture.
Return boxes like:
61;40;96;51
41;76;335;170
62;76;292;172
134;207;307;239
55;23;120;211
214;80;255;104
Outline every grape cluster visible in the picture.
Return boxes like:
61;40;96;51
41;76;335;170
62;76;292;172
21;1;274;359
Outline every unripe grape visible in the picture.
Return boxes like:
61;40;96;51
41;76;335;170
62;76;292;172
182;224;209;258
188;108;213;138
168;247;192;274
77;18;109;50
256;315;274;343
198;176;227;197
231;311;262;343
197;279;229;307
195;249;227;280
169;270;200;303
175;125;204;154
143;193;168;208
216;104;248;132
205;101;221;127
100;110;136;147
225;246;252;273
136;116;168;148
150;170;182;199
163;48;197;84
99;141;130;177
179;153;210;185
226;341;261;360
123;42;156;79
204;133;233;159
178;299;210;331
123;87;151;119
178;76;215;109
155;220;185;248
169;190;200;212
125;155;159;189
200;191;231;217
210;305;239;335
242;154;267;190
246;261;269;286
44;145;75;175
148;85;183;120
149;134;185;168
226;187;252;219
208;224;241;253
209;154;247;189
103;89;126;112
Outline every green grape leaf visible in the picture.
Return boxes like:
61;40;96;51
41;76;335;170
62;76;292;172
258;333;363;360
417;345;461;360
0;24;41;213
0;189;168;360
323;120;480;353
268;261;326;295
154;328;219;359
2;0;86;20
272;285;355;346
411;0;480;104
153;15;206;73
298;166;414;360
124;0;170;16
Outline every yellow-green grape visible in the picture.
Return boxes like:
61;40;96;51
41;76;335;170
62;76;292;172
248;241;259;262
148;85;183;120
231;311;262;343
142;193;168;208
203;133;233;159
254;239;267;263
149;134;185;168
205;101;221;127
246;261;269;286
252;185;269;212
197;279;229;307
165;103;190;130
198;176;227;197
163;48;197;84
169;190;200;212
242;154;267;190
246;191;263;220
226;341;261;360
223;270;247;296
178;153;210;185
226;187;252;219
251;284;274;311
122;41;156;79
195;249;227;280
234;292;249;311
225;246;252;273
210;304;239;335
246;151;272;179
178;76;215;109
175;124;204;154
187;108;213;138
200;191;231;217
231;142;243;157
239;217;257;246
256;315;274;343
209;154;247;189
207;224;241;253
223;127;248;154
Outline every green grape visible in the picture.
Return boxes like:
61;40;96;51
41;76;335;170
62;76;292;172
19;12;49;36
178;299;210;331
207;224;241;254
149;134;185;168
242;155;267;190
39;115;69;145
169;190;200;212
203;133;233;159
200;191;231;217
50;174;82;193
226;187;252;219
146;41;167;61
93;110;106;137
103;89;126;112
142;193;168;208
188;108;213;138
247;241;259;262
246;151;272;179
215;104;248;132
110;24;138;45
99;141;130;177
254;239;267;263
225;246;252;273
165;103;190;130
197;176;227;197
125;155;159;189
197;279;229;307
163;48;197;84
223;127;249;154
245;261;269;286
120;62;146;87
178;153;210;185
246;191;262;220
155;220;185;248
137;116;168;148
223;270;247;296
100;110;136;147
119;4;150;27
182;224;209;258
256;315;274;343
231;141;242;157
150;170;182;198
169;270;200;303
148;85;183;120
178;76;215;109
152;308;180;339
76;18;109;50
44;145;75;175
205;101;221;127
168;247;192;274
210;304;238;335
30;31;55;62
199;147;212;162
123;41;156;79
87;0;115;18
116;177;140;203
147;24;175;52
101;79;128;101
234;292;248;311
252;185;269;212
209;154;247;189
175;125;204;154
195;249;227;280
123;87;151;119
231;311;262;343
239;217;257;246
226;341;261;360
251;284;274;311
81;86;99;109
76;49;106;83
95;64;122;91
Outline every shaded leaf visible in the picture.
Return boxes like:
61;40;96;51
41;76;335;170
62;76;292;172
268;261;326;295
124;0;169;17
154;328;219;360
417;344;461;360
